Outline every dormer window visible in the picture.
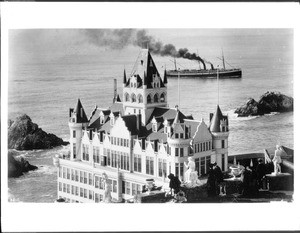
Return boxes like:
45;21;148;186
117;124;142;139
100;116;104;124
151;118;157;132
152;124;157;132
220;119;227;132
110;113;115;126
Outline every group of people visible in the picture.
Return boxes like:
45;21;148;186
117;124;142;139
239;158;268;197
206;162;225;197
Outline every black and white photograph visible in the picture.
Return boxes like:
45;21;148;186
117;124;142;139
1;2;299;232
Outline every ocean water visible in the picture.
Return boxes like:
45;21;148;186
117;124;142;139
7;29;293;202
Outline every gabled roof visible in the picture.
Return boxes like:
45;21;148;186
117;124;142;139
88;108;101;129
74;99;88;123
147;107;187;125
209;105;227;132
122;115;139;135
109;102;124;114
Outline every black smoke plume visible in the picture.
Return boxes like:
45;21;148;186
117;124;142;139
82;29;207;69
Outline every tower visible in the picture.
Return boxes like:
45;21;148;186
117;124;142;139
209;105;229;171
123;49;168;125
68;99;89;161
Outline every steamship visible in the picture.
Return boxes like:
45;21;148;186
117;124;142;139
166;52;242;79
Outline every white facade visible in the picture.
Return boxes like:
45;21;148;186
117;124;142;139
56;49;229;203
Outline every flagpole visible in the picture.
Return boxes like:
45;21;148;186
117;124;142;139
217;65;219;105
178;70;180;109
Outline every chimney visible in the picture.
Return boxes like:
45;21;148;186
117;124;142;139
69;108;74;117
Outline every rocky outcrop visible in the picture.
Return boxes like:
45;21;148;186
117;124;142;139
8;114;68;150
235;92;293;117
8;150;38;178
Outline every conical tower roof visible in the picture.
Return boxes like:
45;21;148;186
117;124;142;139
132;49;165;88
163;68;168;84
74;98;88;123
123;68;127;84
209;105;225;132
172;106;182;128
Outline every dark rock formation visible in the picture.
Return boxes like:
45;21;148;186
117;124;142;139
8;150;38;178
8;114;68;150
235;92;293;117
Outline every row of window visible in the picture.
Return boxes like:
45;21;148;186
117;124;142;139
175;147;185;157
110;136;130;147
195;156;212;176
82;144;89;161
194;141;212;153
59;179;143;199
59;167;93;185
106;150;130;170
122;181;142;196
124;92;166;104
94;176;118;193
59;182;94;200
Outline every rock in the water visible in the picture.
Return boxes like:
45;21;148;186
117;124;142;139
8;114;68;150
8;150;38;178
235;92;293;117
258;91;293;113
234;98;263;117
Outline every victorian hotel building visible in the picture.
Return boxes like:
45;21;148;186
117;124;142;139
55;49;229;203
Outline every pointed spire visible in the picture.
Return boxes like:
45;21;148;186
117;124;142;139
209;105;224;132
123;68;127;84
116;94;121;102
74;98;88;123
172;105;180;128
143;71;147;86
163;67;168;84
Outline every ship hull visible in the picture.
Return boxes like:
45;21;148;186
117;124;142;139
166;69;242;79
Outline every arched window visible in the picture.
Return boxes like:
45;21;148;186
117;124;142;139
138;94;143;103
131;93;136;103
153;83;156;88
160;93;165;102
147;95;152;104
125;93;130;102
154;93;159;103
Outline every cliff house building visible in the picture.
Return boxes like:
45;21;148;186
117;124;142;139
55;49;229;203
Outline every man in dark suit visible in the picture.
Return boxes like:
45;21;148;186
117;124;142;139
213;162;224;195
256;158;266;189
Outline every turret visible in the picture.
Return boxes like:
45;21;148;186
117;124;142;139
122;49;168;125
209;105;229;171
69;99;89;161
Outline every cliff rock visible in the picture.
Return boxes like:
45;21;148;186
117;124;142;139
8;150;38;178
8;114;68;150
235;92;293;117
